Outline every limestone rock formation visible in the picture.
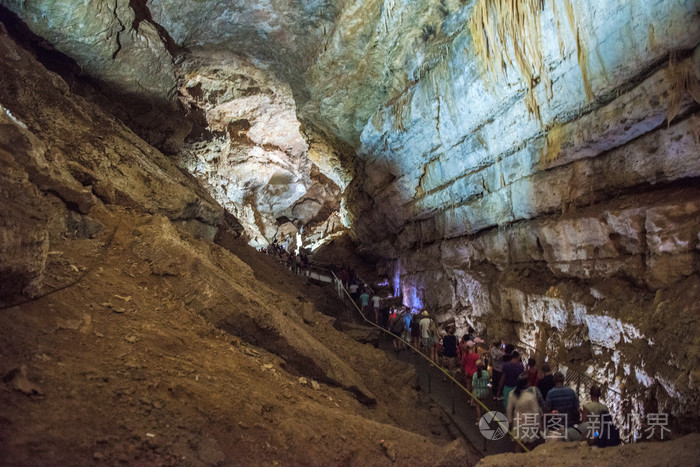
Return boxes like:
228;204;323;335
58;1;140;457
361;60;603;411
2;0;700;453
0;23;475;465
0;107;53;300
176;50;346;246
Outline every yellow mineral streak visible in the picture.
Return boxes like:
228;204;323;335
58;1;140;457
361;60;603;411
468;0;548;121
468;0;595;122
666;52;700;126
390;87;414;132
542;122;565;164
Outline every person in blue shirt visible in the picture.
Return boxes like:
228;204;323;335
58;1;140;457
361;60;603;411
546;371;580;427
358;289;370;318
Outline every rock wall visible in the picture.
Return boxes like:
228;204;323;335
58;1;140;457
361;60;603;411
1;1;352;247
347;1;700;424
175;49;349;246
0;22;223;305
0;0;188;152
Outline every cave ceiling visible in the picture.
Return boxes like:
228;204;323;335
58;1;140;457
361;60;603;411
2;0;699;249
2;0;700;429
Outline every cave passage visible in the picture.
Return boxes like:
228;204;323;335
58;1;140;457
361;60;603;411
1;0;699;465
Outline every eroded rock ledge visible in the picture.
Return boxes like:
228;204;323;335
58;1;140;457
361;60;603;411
2;0;699;435
0;24;475;464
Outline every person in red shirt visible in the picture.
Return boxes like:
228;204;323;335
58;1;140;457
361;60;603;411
462;341;480;406
526;357;539;388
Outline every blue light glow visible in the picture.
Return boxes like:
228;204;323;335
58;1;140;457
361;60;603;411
393;266;401;297
402;284;423;310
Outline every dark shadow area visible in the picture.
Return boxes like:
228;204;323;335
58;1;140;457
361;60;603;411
128;0;180;55
0;5;189;154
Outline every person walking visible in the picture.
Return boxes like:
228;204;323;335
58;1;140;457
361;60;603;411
506;373;543;452
440;327;458;379
490;341;505;400
349;282;359;303
410;314;421;350
472;360;491;423
537;363;555;400
359;289;370;318
546;371;580;427
427;318;440;363
499;351;525;409
419;311;432;355
581;385;609;423
526;357;540;387
371;292;381;323
462;341;479;405
402;309;413;349
389;309;405;352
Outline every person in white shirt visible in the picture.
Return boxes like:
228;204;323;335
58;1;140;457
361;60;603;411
371;293;380;323
490;341;505;400
349;283;359;303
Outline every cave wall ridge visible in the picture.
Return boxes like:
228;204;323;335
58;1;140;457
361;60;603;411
353;1;700;424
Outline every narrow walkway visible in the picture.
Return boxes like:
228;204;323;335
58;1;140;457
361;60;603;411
270;254;518;456
377;336;514;456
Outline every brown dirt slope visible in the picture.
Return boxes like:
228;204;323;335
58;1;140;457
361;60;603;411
478;434;700;467
0;22;477;466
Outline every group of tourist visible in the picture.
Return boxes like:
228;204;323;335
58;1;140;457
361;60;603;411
485;342;619;450
264;255;620;451
382;310;620;451
386;308;442;359
347;280;382;323
262;253;621;451
335;265;360;290
261;242;310;274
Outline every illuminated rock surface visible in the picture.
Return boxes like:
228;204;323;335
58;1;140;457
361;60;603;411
1;0;700;461
0;23;474;465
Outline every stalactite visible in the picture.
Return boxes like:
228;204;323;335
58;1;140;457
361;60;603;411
563;0;594;102
550;0;566;57
468;0;596;122
468;0;549;122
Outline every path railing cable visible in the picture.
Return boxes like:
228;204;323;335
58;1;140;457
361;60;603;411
516;340;639;442
328;270;530;453
268;256;526;450
274;250;640;445
0;219;122;311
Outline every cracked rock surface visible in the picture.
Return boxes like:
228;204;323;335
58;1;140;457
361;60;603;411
2;0;700;446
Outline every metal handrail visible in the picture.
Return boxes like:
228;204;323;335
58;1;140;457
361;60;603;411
330;271;530;453
516;340;639;442
516;340;622;396
307;259;375;294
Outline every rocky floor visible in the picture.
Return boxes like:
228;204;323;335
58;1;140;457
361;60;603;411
477;433;700;467
0;206;477;465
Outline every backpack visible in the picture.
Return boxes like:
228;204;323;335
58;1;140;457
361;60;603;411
595;412;621;448
428;320;438;344
391;315;404;333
